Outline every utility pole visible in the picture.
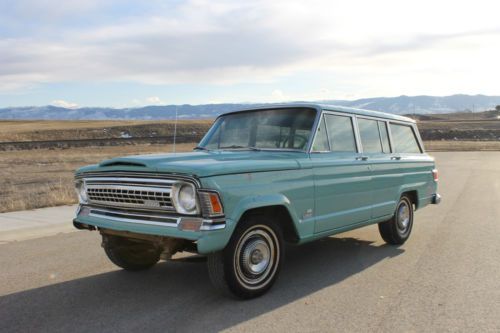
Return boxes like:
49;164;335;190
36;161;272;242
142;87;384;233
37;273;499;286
173;106;178;153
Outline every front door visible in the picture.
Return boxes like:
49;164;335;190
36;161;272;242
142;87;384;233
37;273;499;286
311;113;372;233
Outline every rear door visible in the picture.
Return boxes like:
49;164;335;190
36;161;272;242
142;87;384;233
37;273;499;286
356;117;401;219
310;112;372;233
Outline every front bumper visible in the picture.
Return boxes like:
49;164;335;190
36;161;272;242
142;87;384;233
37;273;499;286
431;193;442;204
73;205;232;254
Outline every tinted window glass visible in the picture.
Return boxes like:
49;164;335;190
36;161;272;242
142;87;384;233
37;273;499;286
390;123;421;153
312;116;329;151
378;121;391;153
202;108;316;150
358;118;383;153
324;114;357;152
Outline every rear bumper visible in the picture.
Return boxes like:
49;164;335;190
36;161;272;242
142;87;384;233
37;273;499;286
431;193;442;204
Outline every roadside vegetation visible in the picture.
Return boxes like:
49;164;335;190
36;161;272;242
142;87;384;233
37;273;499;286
0;111;498;213
0;143;194;213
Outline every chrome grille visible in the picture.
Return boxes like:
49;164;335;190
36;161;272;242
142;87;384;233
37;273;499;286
81;173;181;211
87;186;172;209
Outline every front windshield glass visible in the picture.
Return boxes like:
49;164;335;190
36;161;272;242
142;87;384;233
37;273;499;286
199;108;317;151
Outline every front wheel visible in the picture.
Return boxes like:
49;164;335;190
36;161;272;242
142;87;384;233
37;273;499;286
378;195;414;245
207;215;284;299
102;234;161;271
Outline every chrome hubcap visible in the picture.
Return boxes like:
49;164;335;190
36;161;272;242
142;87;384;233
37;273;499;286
235;226;279;289
397;202;410;231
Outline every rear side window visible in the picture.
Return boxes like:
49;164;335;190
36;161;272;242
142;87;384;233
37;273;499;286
357;118;383;153
390;123;421;153
378;121;391;153
324;114;357;152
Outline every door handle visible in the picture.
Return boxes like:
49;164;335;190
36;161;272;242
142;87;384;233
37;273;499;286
391;156;401;160
356;156;369;161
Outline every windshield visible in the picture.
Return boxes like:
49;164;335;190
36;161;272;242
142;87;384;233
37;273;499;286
199;108;317;151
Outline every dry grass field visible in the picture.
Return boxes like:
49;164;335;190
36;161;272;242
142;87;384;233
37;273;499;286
424;140;500;151
0;116;499;213
0;143;195;213
0;119;212;142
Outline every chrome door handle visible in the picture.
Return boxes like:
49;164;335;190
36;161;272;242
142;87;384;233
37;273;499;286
391;156;401;160
356;156;369;161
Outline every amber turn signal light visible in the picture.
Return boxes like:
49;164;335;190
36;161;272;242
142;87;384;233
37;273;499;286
209;193;223;215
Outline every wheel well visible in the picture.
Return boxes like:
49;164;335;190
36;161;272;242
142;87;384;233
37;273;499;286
402;190;418;210
240;205;299;243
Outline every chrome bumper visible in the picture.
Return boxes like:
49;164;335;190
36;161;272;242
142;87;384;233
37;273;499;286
75;205;225;231
431;193;442;205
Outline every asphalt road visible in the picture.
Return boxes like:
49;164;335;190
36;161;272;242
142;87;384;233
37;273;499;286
1;152;499;332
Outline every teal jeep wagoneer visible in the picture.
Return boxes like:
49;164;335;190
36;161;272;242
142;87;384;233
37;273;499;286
73;104;440;298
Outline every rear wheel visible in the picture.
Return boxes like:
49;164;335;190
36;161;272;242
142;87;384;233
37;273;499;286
378;195;414;245
102;234;161;271
207;215;284;299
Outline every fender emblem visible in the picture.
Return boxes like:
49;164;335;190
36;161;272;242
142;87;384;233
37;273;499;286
302;208;313;219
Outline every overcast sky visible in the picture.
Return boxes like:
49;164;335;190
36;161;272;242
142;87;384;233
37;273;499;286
1;0;499;108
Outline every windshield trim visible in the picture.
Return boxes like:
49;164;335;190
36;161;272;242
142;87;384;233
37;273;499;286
197;107;321;152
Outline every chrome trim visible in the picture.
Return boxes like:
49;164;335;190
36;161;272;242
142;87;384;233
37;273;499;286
85;177;177;185
431;193;441;204
87;184;172;193
198;189;225;218
80;206;226;230
88;207;180;227
76;171;201;188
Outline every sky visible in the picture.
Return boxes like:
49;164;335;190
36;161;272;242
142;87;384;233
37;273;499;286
0;0;499;108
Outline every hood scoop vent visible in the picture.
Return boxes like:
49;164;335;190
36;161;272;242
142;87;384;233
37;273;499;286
100;161;146;167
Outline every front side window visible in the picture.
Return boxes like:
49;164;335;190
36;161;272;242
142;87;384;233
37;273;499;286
312;116;329;151
324;114;357;152
390;123;421;153
200;108;316;151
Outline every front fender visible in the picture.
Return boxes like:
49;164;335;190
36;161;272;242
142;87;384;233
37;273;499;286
229;193;301;225
197;194;301;254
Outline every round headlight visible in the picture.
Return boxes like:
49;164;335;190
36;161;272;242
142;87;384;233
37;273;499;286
179;184;196;211
75;180;88;204
172;182;198;214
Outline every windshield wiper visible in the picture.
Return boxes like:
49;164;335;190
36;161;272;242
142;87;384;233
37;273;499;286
193;146;210;151
219;145;261;151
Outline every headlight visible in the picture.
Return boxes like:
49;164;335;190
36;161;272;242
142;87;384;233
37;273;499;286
75;180;88;204
171;182;199;215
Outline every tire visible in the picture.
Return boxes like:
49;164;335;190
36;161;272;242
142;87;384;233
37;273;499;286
207;215;284;299
102;234;161;271
378;195;414;245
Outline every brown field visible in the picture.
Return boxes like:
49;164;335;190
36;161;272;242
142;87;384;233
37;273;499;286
0;143;195;213
0;116;499;213
0;119;213;142
424;140;500;151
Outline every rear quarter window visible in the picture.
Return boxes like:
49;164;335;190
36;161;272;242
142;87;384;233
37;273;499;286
390;123;421;153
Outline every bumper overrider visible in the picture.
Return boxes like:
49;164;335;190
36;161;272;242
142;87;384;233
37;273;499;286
73;172;229;253
431;193;442;204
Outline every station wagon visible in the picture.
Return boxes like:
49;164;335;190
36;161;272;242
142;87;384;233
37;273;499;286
73;104;441;298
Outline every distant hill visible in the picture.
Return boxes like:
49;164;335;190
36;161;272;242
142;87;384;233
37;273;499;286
1;94;499;120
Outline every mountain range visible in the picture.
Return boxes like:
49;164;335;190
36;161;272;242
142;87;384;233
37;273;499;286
1;94;499;120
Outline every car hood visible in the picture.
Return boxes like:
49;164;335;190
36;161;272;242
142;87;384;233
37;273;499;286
79;150;306;177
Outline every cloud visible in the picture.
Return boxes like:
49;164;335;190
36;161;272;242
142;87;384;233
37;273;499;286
51;99;78;108
1;0;500;98
146;96;163;105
